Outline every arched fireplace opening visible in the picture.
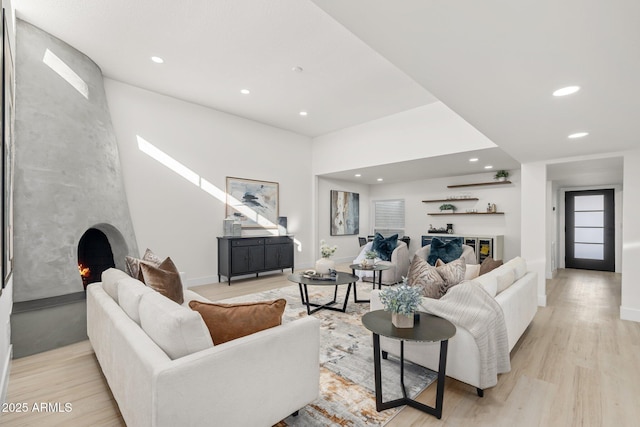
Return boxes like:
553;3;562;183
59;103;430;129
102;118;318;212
77;228;116;289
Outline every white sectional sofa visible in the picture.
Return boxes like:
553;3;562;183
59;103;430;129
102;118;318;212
371;257;538;395
87;269;320;427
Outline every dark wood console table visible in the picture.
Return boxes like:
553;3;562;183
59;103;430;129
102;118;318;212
217;235;294;285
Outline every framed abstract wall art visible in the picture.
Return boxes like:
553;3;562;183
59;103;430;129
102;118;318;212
226;177;279;229
330;190;359;236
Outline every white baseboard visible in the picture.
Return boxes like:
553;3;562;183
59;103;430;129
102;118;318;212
620;306;640;323
185;275;221;287
0;344;12;405
538;294;547;307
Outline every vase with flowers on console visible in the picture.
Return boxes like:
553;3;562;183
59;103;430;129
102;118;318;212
315;240;337;275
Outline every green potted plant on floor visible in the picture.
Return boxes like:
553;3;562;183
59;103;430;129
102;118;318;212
379;280;422;328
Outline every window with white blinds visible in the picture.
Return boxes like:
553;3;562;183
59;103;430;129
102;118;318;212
372;199;405;237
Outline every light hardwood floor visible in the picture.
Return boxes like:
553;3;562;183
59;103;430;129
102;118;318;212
2;268;639;426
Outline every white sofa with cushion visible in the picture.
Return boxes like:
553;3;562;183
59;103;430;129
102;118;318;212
87;268;320;427
371;257;537;395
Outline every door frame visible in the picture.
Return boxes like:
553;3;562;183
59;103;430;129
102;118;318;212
558;185;622;272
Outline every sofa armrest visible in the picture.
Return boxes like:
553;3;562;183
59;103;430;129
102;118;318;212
153;316;321;427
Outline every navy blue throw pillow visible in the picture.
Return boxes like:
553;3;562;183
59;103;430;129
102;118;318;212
427;237;463;266
372;233;398;261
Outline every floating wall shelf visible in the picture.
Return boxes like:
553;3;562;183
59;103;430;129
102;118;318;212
428;212;505;216
447;181;511;188
422;198;479;203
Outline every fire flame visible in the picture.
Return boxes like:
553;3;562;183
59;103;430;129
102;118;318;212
78;263;90;278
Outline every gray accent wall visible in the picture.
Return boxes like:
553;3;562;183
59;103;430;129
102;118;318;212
13;19;138;303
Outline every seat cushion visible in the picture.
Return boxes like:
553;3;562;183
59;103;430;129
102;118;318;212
139;291;213;359
189;299;286;345
427;237;463;265
372;233;398;261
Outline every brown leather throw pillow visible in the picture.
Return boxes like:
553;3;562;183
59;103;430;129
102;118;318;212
140;257;184;304
189;299;286;345
479;257;503;276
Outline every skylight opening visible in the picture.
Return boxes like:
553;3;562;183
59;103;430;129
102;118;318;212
42;49;89;99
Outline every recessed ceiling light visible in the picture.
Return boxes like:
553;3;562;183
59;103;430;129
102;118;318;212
568;132;589;139
150;56;164;64
484;165;493;169
377;178;383;182
299;111;308;116
355;174;361;177
553;86;580;97
292;66;304;73
240;89;250;95
469;158;479;162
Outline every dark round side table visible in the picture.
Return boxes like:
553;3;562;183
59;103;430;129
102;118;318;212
362;310;456;419
349;263;391;303
287;272;359;315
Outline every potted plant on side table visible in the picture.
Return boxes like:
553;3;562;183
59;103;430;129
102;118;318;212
379;280;422;328
362;250;377;268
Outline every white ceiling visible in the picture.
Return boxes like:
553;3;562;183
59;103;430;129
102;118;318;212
13;0;436;137
311;0;640;165
13;0;633;186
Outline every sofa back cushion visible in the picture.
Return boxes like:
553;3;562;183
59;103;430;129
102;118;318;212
427;237;463;265
118;278;154;325
139;291;213;359
495;267;516;294
504;256;527;280
189;299;286;345
101;268;131;302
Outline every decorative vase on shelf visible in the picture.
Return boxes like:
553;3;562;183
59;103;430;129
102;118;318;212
498;176;506;182
392;312;414;328
315;257;335;275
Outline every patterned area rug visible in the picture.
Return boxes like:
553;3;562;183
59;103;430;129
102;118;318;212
219;282;437;426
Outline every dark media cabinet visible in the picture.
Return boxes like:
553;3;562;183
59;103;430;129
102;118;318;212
217;235;294;285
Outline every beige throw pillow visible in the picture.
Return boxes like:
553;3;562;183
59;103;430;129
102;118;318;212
496;267;516;294
407;255;444;299
464;263;481;280
125;248;163;281
189;299;286;345
436;258;466;295
140;257;184;304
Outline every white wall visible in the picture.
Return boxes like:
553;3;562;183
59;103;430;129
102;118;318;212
104;79;314;285
316;178;370;262
312;102;496;175
369;170;522;261
521;162;547;306
621;149;640;322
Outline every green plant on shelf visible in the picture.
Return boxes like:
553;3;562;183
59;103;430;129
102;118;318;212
494;170;509;180
439;203;457;212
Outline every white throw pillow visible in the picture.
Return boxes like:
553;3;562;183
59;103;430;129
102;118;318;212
101;268;130;302
118;278;154;325
504;256;527;280
496;267;516;294
464;264;481;281
139;291;214;360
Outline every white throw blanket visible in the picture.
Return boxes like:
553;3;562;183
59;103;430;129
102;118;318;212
419;281;511;389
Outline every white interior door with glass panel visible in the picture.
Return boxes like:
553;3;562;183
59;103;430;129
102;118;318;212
565;189;614;272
